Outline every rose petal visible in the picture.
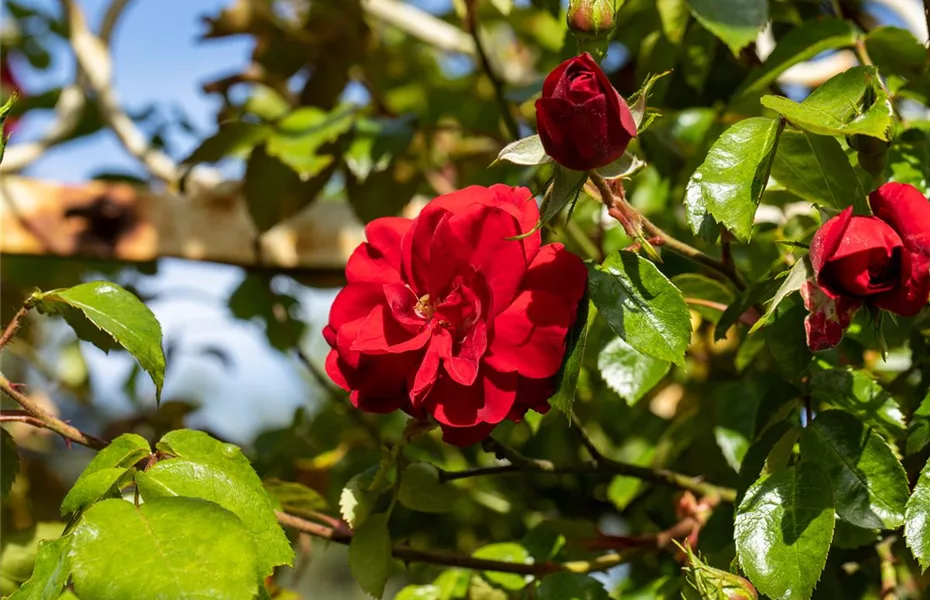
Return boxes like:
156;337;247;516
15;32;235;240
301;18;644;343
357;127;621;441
874;250;930;316
800;279;861;351
351;304;432;354
818;216;903;297
439;422;497;447
870;182;930;260
443;320;488;386
328;283;386;332
485;290;573;378
522;243;588;307
346;218;411;284
429;367;518;427
409;329;451;406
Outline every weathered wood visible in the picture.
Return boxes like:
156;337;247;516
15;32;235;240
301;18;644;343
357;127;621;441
0;176;423;285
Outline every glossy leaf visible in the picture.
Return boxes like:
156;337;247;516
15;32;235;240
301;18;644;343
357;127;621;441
686;0;767;56
536;572;608;600
810;368;906;440
734;463;834;600
769;129;868;213
6;536;70;600
589;251;692;365
141;430;293;577
548;298;593;415
30;282;165;402
397;462;459;513
60;433;150;515
495;134;549;166
905;458;930;571
597;336;670;405
749;257;812;334
761;67;894;141
739;19;857;96
684;117;782;242
907;391;930;456
800;410;909;530
348;512;392;599
1;427;19;498
60;468;128;517
714;381;760;472
69;498;258;600
473;543;532;591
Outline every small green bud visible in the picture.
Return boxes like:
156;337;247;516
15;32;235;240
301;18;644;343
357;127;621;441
680;543;758;600
567;0;615;60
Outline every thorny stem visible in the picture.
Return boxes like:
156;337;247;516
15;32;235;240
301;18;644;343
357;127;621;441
588;173;746;291
0;373;107;450
475;437;737;503
0;306;31;351
276;511;629;575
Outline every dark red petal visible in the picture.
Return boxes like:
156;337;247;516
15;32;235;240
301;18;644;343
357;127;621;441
328;283;386;332
818;216;903;297
350;389;406;414
873;251;930;316
351;304;432;354
870;182;930;260
810;207;853;274
439;422;497;447
485;290;573;379
325;349;351;391
523;243;588;308
541;56;576;98
443;320;488;386
536;95;627;171
345;217;411;284
409;330;451;406
799;279;861;351
429;367;517;427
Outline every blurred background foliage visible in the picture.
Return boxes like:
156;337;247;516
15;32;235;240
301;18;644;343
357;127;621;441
1;0;929;598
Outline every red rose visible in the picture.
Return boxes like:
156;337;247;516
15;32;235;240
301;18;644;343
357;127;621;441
323;185;588;445
535;53;637;172
803;182;930;350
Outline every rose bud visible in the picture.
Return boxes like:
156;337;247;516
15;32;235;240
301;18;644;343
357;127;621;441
567;0;615;40
803;182;930;350
535;53;637;172
323;185;587;446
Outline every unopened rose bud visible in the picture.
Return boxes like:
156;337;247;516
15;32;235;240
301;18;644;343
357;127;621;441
567;0;615;60
680;543;758;600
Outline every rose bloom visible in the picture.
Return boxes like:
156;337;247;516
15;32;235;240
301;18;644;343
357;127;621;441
323;185;588;445
803;182;930;350
535;52;637;172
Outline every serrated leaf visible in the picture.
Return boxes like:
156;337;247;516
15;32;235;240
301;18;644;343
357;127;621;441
60;433;150;515
739;19;858;96
684;117;782;242
589;251;692;364
495;135;549;166
907;391;930;456
547;296;593;415
536;572;608;600
181;122;270;165
738;421;797;488
6;535;70;600
2;427;19;498
762;301;812;380
810;368;906;440
141;430;293;577
761;66;894;141
473;543;531;591
686;0;767;56
800;410;909;530
263;479;329;513
397;463;459;513
905;458;930;571
597;336;670;405
60;468;130;517
69;498;258;600
30;282;165;402
750;257;812;334
594;152;645;180
348;512;392;599
734;463;834;600
769;129;868;213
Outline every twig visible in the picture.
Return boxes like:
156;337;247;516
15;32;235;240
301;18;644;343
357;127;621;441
0;306;30;351
478;437;737;503
0;373;106;450
276;510;627;575
462;0;519;140
362;0;476;56
570;412;605;463
589;173;746;290
877;537;898;599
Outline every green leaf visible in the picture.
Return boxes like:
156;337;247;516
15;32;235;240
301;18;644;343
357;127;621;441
397;463;460;513
739;19;858;96
684;117;782;242
348;512;392;599
0;522;65;597
738;421;797;487
810;368;906;440
30;282;165;402
680;23;718;95
181;122;270;166
266;105;357;179
769;129;868;212
141;430;293;577
905;458;930;571
69;498;258;600
538;166;588;230
656;0;689;44
340;467;383;529
547;297;594;415
749;257;812;334
714;280;777;340
345;115;416;182
2;427;19;498
593;152;645;180
628;71;671;132
907;391;930;456
686;0;767;56
597;336;670;405
60;433;150;515
589;251;692;364
536;572;608;600
800;410;909;530
671;273;735;324
495;135;549;166
762;301;812;380
7;536;70;600
761;66;894;141
263;479;329;513
864;27;928;98
888;126;930;196
473;543;531;591
734;463;834;600
713;381;760;472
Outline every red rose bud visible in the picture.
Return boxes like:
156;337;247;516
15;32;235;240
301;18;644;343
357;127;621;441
803;182;930;350
535;53;637;171
567;0;615;39
323;185;588;446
